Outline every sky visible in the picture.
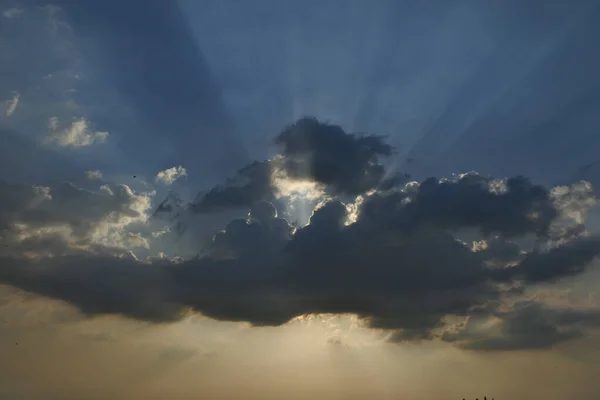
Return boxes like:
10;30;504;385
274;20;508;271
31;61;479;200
1;1;600;399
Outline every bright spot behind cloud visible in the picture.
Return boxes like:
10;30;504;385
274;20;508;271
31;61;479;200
44;117;109;148
156;166;188;185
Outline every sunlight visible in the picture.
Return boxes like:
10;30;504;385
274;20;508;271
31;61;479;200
269;158;327;226
4;1;600;398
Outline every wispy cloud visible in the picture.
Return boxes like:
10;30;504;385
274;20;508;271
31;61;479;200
44;117;109;148
156;166;188;185
2;8;24;19
5;92;20;117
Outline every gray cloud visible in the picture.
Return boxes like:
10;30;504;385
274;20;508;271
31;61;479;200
358;173;558;237
191;117;393;213
0;180;153;258
494;235;600;284
274;117;393;195
191;161;273;213
443;300;600;351
1;162;598;350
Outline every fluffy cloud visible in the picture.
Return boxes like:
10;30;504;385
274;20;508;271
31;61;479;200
85;170;103;180
1;118;600;351
274;117;393;195
156;166;188;185
1;179;598;349
44;117;109;148
0;180;153;258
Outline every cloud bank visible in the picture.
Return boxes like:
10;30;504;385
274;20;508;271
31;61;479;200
1;117;600;351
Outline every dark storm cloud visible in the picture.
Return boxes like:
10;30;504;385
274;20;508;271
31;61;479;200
0;254;183;322
190;117;393;213
274;117;393;195
474;237;524;265
358;173;557;237
493;235;600;284
1;165;599;350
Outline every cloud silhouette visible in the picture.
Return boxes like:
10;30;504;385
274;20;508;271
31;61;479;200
274;117;393;195
1;118;599;351
191;117;393;213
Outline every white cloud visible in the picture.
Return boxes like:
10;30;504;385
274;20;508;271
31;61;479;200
156;166;188;185
2;8;24;18
5;92;20;117
44;117;109;148
85;170;103;180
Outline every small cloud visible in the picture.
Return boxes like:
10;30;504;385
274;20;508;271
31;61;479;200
85;170;103;180
156;166;188;185
124;232;150;249
44;117;109;148
5;92;20;117
48;116;59;130
326;335;344;346
3;8;24;18
43;4;72;34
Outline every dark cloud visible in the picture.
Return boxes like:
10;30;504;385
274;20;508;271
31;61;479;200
473;237;524;266
210;201;293;260
190;161;272;213
493;235;600;284
358;173;558;237
274;117;393;195
444;300;600;351
1;120;600;351
1;172;599;350
190;117;393;213
0;254;183;322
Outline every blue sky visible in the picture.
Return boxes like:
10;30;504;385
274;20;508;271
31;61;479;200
2;1;600;399
3;1;600;187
